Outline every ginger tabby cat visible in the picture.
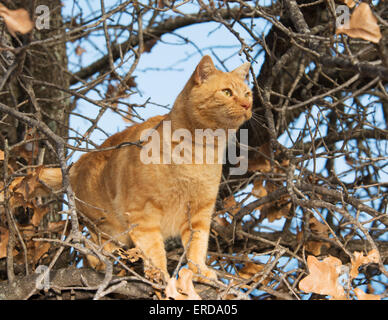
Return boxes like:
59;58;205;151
68;55;252;282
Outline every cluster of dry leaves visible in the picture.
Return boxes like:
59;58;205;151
220;142;292;224
299;250;381;300
219;142;383;300
0;129;64;269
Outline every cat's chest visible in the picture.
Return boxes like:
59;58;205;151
158;164;221;238
174;163;220;189
159;163;221;205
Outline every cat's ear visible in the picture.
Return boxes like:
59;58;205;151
194;55;216;85
232;62;250;81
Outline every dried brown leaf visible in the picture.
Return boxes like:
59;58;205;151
260;200;291;222
350;249;380;279
31;205;49;227
223;195;240;216
125;76;137;89
144;265;165;283
0;226;18;259
299;255;347;299
214;215;230;227
165;268;201;300
339;0;356;8
248;143;271;172
252;179;267;198
0;226;9;259
142;38;159;53
33;241;51;265
47;221;68;234
305;241;330;256
10;167;62;208
117;247;142;263
309;217;329;236
238;262;270;286
354;288;381;300
336;3;382;43
75;45;86;56
0;4;34;36
258;182;291;222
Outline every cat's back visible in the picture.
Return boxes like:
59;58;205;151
100;114;166;149
70;114;167;194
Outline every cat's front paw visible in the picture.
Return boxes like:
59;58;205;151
144;265;169;284
192;265;217;284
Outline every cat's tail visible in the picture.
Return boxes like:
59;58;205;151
0;166;63;208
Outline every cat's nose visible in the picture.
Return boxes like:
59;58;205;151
241;103;251;110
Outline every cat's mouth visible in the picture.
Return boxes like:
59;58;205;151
223;111;251;127
229;110;252;121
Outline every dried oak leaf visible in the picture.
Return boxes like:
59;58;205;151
142;38;159;53
260;199;291;223
0;226;9;259
165;268;201;300
248;143;271;172
12;166;62;205
336;3;382;43
214;215;230;227
252;179;267;198
30;204;50;227
47;221;68;234
117;247;142;263
350;249;380;279
145;265;165;284
0;226;18;259
223;195;240;216
257;181;291;222
75;45;86;56
353;288;381;300
32;241;51;265
303;217;331;255
13;129;41;165
305;241;330;256
237;262;271;287
339;0;356;8
299;255;347;299
0;4;34;36
309;217;329;235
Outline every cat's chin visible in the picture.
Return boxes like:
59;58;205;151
225;114;251;128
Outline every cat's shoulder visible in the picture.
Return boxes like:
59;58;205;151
99;114;167;149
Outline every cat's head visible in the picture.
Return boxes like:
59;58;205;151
182;55;252;130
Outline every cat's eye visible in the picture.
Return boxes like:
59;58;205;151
245;92;251;97
222;89;233;97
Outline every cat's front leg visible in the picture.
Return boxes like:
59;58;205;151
127;206;169;283
179;202;217;283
